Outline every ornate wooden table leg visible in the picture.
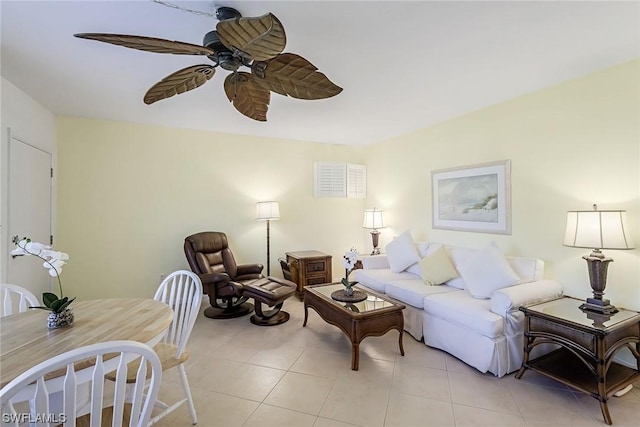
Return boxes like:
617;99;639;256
515;331;534;379
303;301;309;327
351;342;359;370
398;329;405;356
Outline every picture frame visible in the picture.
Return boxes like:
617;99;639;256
431;160;511;234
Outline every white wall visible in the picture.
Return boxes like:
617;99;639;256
0;77;56;284
365;59;640;311
56;117;366;299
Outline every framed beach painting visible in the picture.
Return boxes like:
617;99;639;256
431;160;511;234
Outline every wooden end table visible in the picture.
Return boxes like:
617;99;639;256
303;283;405;370
516;297;640;425
286;251;332;300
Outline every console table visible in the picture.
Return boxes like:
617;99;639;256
516;297;640;425
285;250;332;300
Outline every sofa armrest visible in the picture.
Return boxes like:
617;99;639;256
490;280;563;317
361;255;390;270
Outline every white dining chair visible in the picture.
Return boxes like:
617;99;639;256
0;283;39;317
111;270;202;425
149;270;202;425
0;340;163;427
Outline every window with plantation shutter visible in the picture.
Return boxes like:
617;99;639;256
314;162;366;198
347;163;366;199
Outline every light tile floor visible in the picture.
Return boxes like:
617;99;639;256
155;298;640;427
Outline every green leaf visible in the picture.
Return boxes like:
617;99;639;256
341;278;350;288
56;297;75;313
50;297;67;313
42;292;60;308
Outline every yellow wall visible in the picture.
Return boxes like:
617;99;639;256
56;118;366;299
56;59;639;311
365;59;640;310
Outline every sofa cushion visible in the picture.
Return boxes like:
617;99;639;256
404;241;433;276
444;246;477;290
385;230;421;273
507;257;544;283
353;268;418;293
424;291;504;338
459;243;520;299
384;279;460;308
419;246;459;285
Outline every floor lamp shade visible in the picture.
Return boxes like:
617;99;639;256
563;206;634;314
256;201;280;276
256;201;280;221
363;208;385;255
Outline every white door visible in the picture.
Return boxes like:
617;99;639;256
7;134;53;298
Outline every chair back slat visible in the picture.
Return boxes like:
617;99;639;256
153;271;202;358
0;341;162;427
63;364;78;425
0;284;38;317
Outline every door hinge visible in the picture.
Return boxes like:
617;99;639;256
50;168;53;178
50;235;54;245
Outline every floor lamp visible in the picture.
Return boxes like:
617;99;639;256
256;201;280;276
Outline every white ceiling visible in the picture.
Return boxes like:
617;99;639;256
2;1;639;146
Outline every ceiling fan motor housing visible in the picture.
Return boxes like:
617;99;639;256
203;30;241;71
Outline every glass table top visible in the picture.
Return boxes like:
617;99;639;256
523;297;640;331
308;283;398;313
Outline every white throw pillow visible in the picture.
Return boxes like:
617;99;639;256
385;230;420;273
459;242;521;299
419;246;459;285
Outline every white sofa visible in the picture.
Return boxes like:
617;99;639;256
353;239;563;377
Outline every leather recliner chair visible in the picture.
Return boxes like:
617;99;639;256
184;231;262;319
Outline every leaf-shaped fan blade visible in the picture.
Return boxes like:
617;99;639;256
144;65;215;105
216;13;286;62
251;53;343;100
74;33;215;56
223;72;270;121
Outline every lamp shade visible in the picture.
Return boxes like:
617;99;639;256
256;201;280;221
563;209;633;250
363;208;385;229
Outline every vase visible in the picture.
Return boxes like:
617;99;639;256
344;286;354;297
47;308;74;329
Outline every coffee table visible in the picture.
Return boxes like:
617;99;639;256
303;283;405;370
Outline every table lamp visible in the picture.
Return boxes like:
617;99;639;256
363;208;385;255
256;201;280;276
563;204;634;314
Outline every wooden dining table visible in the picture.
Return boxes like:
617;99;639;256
0;298;173;388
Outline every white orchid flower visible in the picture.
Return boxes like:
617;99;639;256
42;250;69;262
11;235;71;312
342;248;360;271
44;258;66;275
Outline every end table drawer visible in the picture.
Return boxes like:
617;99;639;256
306;261;326;273
307;276;327;286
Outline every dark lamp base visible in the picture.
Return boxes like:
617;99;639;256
580;300;619;315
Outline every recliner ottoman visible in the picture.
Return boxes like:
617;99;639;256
242;276;296;326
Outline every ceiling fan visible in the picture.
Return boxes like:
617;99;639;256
74;6;342;121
